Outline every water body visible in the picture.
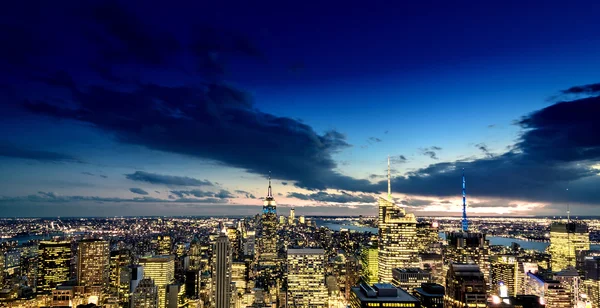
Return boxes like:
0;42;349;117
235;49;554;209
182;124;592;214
315;221;600;252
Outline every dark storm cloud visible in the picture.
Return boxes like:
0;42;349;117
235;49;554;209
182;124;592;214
420;146;442;160
25;81;377;192
383;89;600;204
561;82;600;95
129;188;149;195
287;191;376;203
125;171;213;187
0;143;83;163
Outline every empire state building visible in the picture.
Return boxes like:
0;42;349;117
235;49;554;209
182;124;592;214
259;174;278;267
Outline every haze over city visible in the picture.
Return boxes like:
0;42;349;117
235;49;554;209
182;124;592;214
1;1;600;217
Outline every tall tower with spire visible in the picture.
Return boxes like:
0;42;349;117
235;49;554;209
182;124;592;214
377;157;418;283
259;172;278;269
388;155;392;201
462;169;469;232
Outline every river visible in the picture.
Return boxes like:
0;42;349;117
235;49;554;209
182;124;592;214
314;220;600;252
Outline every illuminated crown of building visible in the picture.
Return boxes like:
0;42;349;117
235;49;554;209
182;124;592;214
263;172;276;214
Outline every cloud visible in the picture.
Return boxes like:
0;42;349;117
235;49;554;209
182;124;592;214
390;155;407;164
287;191;376;204
475;143;493;158
368;137;382;143
561;82;600;95
215;189;234;199
0;191;228;204
382;87;600;204
170;189;214;198
24;81;379;193
125;171;213;186
0;143;83;163
129;188;149;195
234;190;256;199
281;182;288;186
81;171;108;178
419;146;442;160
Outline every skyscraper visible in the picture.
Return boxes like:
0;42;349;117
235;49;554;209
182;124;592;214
350;283;420;308
360;245;378;284
289;208;295;225
214;229;232;308
378;157;418;283
77;239;110;290
37;240;72;294
157;235;172;255
490;256;519;297
444;232;491;289
139;255;175;308
445;264;487;308
287;248;328;307
259;174;278;268
547;221;590;272
131;278;159;308
416;222;440;254
110;249;132;305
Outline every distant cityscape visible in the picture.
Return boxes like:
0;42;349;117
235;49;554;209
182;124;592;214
0;171;599;308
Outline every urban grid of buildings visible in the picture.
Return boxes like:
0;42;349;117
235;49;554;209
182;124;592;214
1;160;600;308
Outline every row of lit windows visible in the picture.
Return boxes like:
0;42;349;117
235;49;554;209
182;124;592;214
365;303;415;307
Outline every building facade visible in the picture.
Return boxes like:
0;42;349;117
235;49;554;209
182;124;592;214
77;239;110;290
139;255;175;308
287;248;328;308
37;241;72;294
548;221;590;272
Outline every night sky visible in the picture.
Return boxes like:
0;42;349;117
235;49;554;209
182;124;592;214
1;1;600;217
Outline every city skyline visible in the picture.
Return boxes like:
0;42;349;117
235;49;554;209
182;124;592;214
2;1;600;217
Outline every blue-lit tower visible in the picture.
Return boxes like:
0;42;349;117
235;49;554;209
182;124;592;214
461;169;468;232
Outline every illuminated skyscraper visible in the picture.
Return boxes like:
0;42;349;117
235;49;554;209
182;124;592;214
416;221;440;253
139;255;175;308
110;249;132;305
444;232;491;289
287;248;328;307
547;221;590;272
131;278;159;308
289;208;295;225
214;229;232;308
525;272;570;308
157;235;172;255
378;157;418;283
490;255;519;297
445;264;487;308
226;227;241;261
37;240;72;294
259;174;278;267
360;245;378;284
392;268;432;293
77;239;110;290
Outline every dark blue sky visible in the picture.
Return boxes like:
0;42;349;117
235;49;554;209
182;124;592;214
1;0;600;217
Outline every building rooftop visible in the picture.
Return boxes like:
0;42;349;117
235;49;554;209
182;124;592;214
287;248;325;254
353;283;419;303
414;283;444;296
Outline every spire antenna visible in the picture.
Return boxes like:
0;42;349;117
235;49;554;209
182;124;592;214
387;155;392;201
461;168;469;232
267;171;272;198
566;188;570;222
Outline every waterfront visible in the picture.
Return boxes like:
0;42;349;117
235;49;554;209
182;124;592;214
315;220;600;252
